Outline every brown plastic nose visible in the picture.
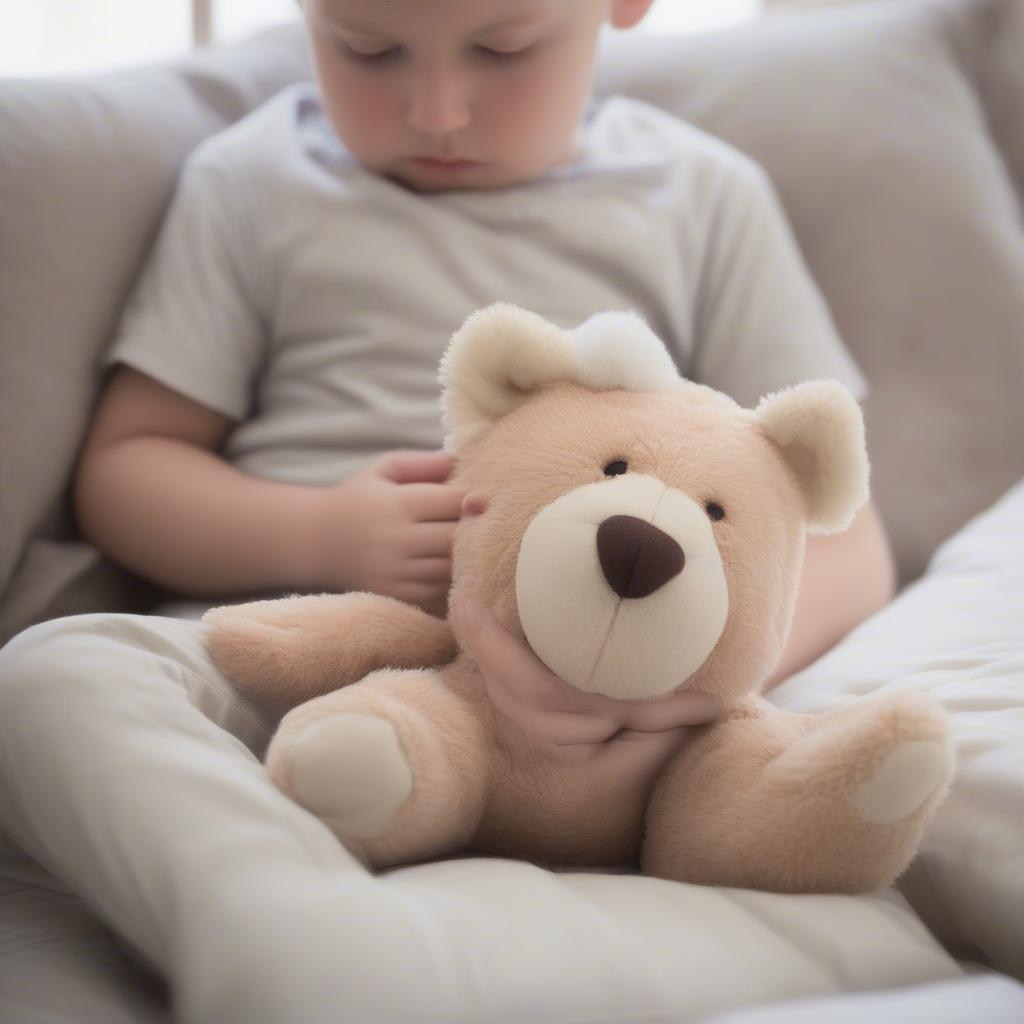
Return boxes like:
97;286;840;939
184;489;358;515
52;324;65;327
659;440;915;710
596;515;685;599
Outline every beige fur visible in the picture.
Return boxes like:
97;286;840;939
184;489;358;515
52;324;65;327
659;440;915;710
203;305;952;893
754;381;870;535
439;303;682;452
203;593;455;706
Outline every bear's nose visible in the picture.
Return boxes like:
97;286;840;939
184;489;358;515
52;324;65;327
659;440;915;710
596;515;685;599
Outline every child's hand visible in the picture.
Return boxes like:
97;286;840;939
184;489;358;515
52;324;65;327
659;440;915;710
310;449;465;617
454;603;705;791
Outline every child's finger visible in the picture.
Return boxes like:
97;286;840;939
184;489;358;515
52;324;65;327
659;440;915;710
392;580;447;616
376;449;455;484
402;558;452;584
453;602;557;689
408;521;457;558
402;483;467;522
454;603;622;747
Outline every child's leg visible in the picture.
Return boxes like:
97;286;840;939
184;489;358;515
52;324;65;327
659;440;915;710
0;613;456;1023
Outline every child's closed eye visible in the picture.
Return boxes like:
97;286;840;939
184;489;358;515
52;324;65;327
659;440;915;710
336;42;533;68
337;43;402;66
474;45;534;65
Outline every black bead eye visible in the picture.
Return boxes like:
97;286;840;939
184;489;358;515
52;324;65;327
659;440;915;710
604;460;629;477
706;501;726;522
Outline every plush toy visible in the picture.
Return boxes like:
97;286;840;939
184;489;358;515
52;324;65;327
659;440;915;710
203;303;953;893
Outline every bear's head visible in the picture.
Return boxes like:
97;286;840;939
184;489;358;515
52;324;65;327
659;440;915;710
440;304;869;709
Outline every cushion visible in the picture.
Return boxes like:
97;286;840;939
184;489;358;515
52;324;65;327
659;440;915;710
0;609;960;1023
771;474;1024;979
973;0;1024;201
0;29;311;644
597;0;1024;584
707;974;1024;1024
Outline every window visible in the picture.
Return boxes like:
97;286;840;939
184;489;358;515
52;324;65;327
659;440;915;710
640;0;762;35
0;1;763;78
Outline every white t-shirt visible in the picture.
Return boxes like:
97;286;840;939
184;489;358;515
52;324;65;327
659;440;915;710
107;84;866;487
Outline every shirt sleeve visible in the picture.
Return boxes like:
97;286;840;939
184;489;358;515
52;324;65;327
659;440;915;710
687;154;867;409
103;149;266;421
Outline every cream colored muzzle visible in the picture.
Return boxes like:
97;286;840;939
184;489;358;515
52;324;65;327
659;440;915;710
515;473;729;700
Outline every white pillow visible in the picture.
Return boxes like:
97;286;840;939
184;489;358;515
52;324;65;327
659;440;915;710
707;974;1024;1024
374;857;958;1022
771;476;1024;979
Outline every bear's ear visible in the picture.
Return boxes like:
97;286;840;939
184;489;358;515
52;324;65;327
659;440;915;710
754;380;869;535
439;303;679;452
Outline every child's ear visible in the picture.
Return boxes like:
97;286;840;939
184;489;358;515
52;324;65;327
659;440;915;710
754;380;870;536
608;0;656;30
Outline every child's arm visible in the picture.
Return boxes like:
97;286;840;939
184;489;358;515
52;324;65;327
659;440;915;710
762;500;896;691
74;367;463;617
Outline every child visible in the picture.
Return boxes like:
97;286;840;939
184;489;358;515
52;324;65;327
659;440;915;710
0;0;894;1016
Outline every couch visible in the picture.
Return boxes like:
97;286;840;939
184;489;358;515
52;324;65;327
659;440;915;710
1;0;1023;1020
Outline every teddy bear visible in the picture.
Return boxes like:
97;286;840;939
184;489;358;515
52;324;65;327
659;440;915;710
202;303;953;894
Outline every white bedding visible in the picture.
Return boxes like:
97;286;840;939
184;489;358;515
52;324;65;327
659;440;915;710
772;474;1024;980
1;477;1023;1023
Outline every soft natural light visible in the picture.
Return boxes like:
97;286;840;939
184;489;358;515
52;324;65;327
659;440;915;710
639;0;763;34
213;0;765;44
214;0;299;45
0;0;763;78
1;3;191;76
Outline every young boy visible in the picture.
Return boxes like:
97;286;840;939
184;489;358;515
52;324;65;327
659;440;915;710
72;0;892;667
0;0;894;1015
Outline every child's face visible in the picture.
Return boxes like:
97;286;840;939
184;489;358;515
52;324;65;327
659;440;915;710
302;0;651;192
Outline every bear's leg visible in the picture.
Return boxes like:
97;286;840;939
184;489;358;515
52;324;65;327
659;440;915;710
265;668;492;870
641;692;953;893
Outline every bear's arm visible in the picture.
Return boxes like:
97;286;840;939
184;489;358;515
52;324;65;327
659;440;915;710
202;593;456;705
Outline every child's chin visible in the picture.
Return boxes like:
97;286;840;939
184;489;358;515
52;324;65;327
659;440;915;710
388;161;532;193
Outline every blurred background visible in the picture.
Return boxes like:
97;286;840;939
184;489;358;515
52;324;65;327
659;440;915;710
0;0;777;77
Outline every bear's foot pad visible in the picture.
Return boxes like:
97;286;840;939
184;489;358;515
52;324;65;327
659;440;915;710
287;714;413;838
851;740;949;826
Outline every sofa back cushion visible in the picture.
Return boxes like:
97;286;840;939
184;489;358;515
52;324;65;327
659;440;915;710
597;0;1024;584
0;30;312;641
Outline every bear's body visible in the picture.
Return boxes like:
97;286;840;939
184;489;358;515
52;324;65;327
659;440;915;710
204;305;952;893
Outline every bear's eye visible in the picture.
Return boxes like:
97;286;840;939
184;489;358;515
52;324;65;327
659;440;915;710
705;501;726;522
604;460;629;477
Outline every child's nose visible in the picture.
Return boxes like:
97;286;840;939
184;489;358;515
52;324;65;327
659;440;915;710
406;64;471;137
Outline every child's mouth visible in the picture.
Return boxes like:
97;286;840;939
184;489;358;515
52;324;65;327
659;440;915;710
410;157;482;174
